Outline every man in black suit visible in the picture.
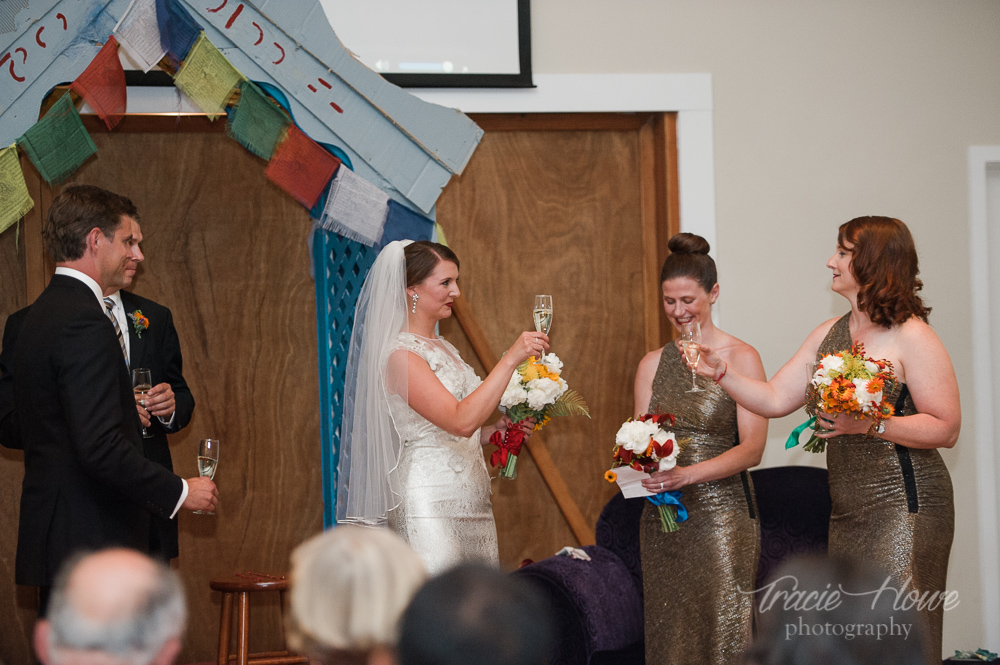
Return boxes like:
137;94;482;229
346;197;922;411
2;283;196;561
8;185;217;613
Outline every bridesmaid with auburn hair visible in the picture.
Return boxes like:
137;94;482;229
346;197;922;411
635;233;767;665
694;216;957;661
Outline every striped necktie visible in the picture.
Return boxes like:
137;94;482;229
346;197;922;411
103;297;128;366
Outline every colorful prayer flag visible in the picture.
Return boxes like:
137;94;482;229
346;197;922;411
156;0;201;71
265;125;341;210
0;144;34;235
227;80;289;160
174;33;244;120
115;0;167;72
317;167;389;246
378;199;434;249
70;36;127;130
17;93;97;186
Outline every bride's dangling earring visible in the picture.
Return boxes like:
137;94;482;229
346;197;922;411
411;292;419;314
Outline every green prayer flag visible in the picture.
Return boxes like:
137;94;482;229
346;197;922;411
174;33;244;120
0;144;34;235
227;80;289;160
17;93;97;186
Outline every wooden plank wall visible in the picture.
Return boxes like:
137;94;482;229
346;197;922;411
0;123;326;663
0;112;677;663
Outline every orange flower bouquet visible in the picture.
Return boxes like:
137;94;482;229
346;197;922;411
787;342;896;453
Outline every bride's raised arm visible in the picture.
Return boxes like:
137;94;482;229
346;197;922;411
387;331;548;438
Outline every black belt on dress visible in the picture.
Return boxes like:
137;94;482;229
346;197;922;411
891;384;919;514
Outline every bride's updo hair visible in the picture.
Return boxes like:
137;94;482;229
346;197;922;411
659;233;717;293
404;241;460;288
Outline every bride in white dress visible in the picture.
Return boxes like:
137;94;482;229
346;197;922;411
336;240;548;573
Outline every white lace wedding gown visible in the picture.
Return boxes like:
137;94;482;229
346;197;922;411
386;333;500;573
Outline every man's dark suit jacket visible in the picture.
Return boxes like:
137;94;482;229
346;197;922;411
9;275;183;586
120;291;195;560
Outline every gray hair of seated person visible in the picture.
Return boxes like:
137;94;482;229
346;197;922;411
745;555;927;665
286;525;427;662
397;563;555;665
46;551;186;665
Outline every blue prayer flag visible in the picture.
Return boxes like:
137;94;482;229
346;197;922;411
378;199;433;249
156;0;202;70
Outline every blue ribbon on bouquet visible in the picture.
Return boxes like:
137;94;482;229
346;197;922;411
647;491;688;522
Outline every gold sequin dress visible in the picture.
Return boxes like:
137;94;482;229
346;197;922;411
640;347;760;665
820;314;954;660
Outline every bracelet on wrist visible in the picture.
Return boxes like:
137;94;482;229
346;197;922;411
714;362;728;385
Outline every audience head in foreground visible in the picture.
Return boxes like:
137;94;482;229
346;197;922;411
398;563;554;665
34;548;186;665
287;525;427;665
745;555;927;665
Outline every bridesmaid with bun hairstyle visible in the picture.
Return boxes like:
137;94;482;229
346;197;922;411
635;233;767;665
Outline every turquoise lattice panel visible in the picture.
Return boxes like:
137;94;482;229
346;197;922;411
313;228;376;527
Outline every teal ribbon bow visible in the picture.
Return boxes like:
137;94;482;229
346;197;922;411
647;491;688;522
786;416;816;449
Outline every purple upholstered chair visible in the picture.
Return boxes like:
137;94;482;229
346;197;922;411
513;466;831;665
513;493;646;665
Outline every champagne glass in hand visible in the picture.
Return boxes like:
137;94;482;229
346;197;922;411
533;295;553;358
131;368;153;438
194;438;219;515
680;322;703;393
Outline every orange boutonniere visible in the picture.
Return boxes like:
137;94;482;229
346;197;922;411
129;310;150;338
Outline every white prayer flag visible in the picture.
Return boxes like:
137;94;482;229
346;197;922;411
114;0;166;73
318;167;390;246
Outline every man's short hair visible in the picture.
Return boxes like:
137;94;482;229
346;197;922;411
43;185;139;262
398;563;554;665
45;549;186;665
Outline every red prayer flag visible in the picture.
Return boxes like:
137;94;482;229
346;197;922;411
265;126;341;210
70;36;127;130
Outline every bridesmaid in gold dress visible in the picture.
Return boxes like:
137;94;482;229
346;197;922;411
695;216;958;661
634;233;767;665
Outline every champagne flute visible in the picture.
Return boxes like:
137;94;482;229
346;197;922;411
533;295;553;359
194;438;219;515
680;322;703;393
131;368;153;439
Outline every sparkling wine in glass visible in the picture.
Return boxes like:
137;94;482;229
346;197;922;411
131;368;153;439
680;322;703;393
533;294;553;350
194;438;219;515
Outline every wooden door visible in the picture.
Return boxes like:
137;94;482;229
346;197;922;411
437;113;679;567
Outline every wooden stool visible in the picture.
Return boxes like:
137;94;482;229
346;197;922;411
209;573;308;665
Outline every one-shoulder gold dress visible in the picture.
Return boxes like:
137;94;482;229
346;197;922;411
640;347;760;665
819;314;954;660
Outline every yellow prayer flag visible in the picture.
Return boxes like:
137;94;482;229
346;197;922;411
174;33;245;120
434;223;449;247
0;144;34;236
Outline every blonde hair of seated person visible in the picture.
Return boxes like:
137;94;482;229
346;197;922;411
287;525;427;665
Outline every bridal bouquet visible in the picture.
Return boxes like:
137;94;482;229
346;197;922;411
491;353;590;479
606;413;688;532
786;342;896;453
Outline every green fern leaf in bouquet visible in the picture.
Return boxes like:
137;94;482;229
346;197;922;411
548;390;591;418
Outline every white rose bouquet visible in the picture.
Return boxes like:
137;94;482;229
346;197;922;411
491;353;590;479
606;413;688;532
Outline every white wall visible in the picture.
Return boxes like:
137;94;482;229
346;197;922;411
525;0;1000;654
